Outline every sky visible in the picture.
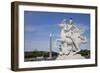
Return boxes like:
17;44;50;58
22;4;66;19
24;11;90;52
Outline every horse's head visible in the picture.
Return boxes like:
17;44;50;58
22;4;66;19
59;23;66;29
59;19;67;29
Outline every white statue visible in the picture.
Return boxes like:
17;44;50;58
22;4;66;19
56;18;87;56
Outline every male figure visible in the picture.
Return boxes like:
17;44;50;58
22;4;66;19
65;18;87;55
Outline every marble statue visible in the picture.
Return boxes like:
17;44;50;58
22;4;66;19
56;18;87;56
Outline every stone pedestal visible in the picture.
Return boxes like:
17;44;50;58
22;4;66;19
56;54;85;60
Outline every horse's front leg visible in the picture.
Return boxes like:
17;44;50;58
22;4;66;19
55;39;64;56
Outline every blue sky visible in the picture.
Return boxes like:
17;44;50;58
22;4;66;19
24;11;90;52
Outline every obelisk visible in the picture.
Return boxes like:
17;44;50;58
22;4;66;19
49;33;52;59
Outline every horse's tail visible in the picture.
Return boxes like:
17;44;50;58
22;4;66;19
80;36;87;44
83;36;87;43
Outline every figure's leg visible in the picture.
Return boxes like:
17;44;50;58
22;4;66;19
67;44;74;55
63;42;70;55
69;37;80;55
64;45;71;55
73;43;80;55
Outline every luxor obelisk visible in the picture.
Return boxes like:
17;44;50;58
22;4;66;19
49;33;52;59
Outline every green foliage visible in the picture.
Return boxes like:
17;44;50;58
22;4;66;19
24;50;58;59
78;49;90;58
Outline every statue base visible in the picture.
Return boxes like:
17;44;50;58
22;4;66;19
56;54;85;60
